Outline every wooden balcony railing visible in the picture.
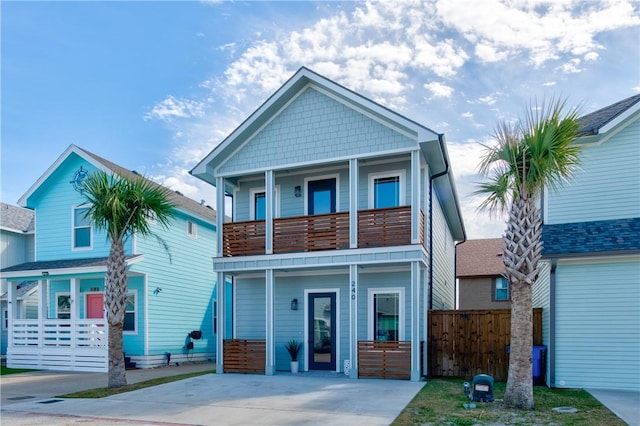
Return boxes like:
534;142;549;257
222;206;422;257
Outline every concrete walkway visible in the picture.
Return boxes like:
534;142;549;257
588;388;640;426
1;365;424;425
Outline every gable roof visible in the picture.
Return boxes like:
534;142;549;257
18;145;216;224
0;202;34;233
456;238;505;277
578;94;640;138
191;66;465;241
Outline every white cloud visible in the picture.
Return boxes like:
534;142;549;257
558;58;582;74
145;96;205;122
542;81;557;87
462;111;473;119
477;95;497;106
424;82;454;98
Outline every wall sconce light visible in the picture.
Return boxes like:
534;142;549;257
291;298;298;310
153;287;163;295
294;186;301;197
42;271;49;276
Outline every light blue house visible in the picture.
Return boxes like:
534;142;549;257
1;145;222;372
191;67;466;381
534;94;640;391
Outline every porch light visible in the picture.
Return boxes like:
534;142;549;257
291;298;298;310
42;271;49;276
294;186;301;197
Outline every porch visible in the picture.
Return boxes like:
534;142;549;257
222;206;423;257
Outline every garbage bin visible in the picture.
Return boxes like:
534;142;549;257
506;345;547;386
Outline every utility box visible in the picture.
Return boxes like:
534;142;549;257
471;374;494;402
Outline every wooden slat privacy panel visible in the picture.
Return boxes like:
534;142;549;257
358;340;412;380
223;221;265;256
358;206;413;248
223;339;266;374
274;212;349;253
428;308;543;381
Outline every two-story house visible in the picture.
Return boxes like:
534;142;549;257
0;145;224;372
0;203;35;356
191;67;466;381
456;238;510;309
534;94;640;392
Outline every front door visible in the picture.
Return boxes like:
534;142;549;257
308;292;336;370
86;294;104;319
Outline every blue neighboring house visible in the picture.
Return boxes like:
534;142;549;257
1;145;226;372
534;94;640;392
191;67;466;381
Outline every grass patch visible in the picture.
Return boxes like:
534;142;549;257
392;378;625;426
57;369;214;398
1;366;38;375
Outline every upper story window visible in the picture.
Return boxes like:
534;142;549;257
250;187;280;220
187;220;198;238
73;206;92;250
495;277;509;301
369;171;405;209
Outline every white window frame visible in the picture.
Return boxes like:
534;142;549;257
187;220;198;238
368;170;405;209
72;205;93;251
367;287;405;341
494;277;509;301
304;174;340;215
123;290;138;335
250;186;280;220
55;292;72;319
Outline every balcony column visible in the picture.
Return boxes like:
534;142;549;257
216;177;225;258
216;271;225;374
349;264;359;378
411;150;421;244
37;279;48;347
70;278;80;348
410;261;421;381
7;280;15;348
265;269;275;375
349;159;358;249
265;170;274;255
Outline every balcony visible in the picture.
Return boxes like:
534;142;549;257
222;206;423;257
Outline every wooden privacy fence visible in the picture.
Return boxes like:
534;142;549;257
428;308;543;381
223;339;266;374
358;340;412;379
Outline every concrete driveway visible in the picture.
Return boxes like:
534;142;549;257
2;369;424;425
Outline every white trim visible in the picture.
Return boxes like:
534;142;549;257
368;170;406;209
144;274;149;355
557;253;640;266
303;287;340;373
304;174;340;215
123;290;138;335
250;186;281;220
71;205;93;251
186;220;198;238
367;287;405;341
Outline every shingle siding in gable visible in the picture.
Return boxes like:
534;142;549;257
218;88;415;175
546;119;640;224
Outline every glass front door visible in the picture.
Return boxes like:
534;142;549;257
308;292;336;370
307;178;336;215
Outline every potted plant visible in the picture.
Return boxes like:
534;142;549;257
285;339;301;373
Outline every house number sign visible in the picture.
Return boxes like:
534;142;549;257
351;281;356;300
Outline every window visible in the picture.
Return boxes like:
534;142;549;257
305;176;338;215
3;309;7;329
73;207;92;249
250;187;280;220
368;288;404;341
187;220;197;238
368;171;405;208
124;292;136;332
56;293;71;319
495;277;509;301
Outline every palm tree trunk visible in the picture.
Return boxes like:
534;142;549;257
105;238;127;388
503;195;541;409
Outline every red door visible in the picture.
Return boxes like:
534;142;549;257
87;294;104;319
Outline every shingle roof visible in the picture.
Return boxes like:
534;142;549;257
0;255;139;273
75;146;217;223
0;202;35;233
0;280;37;300
578;94;640;136
542;218;640;256
456;238;505;277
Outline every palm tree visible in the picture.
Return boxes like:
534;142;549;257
476;98;582;409
82;171;175;388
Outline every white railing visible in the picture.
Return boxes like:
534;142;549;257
12;319;107;348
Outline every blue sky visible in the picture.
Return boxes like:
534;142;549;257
2;1;639;239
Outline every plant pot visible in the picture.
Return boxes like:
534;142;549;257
290;361;299;373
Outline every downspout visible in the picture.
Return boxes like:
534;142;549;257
549;258;557;388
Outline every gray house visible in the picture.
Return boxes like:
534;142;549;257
192;67;466;381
